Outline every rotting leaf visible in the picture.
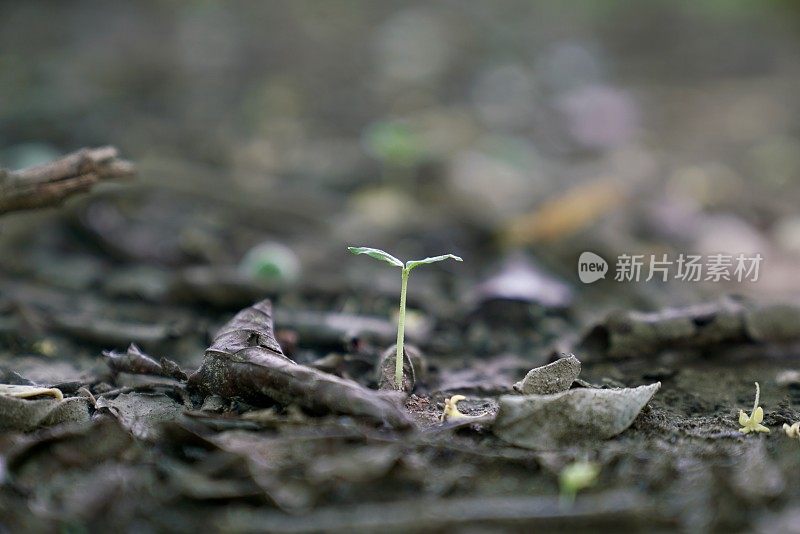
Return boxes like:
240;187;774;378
103;343;187;381
513;355;581;395
95;392;186;441
152;426;267;501
7;418;134;486
493;383;660;450
574;298;800;361
209;298;288;358
159;456;265;501
0;394;90;432
575;298;746;360
189;299;412;428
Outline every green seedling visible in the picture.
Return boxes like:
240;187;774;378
240;242;301;283
559;460;600;505
363;120;424;168
348;246;462;389
739;382;770;434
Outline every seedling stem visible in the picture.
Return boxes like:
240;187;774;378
348;246;462;389
395;267;409;388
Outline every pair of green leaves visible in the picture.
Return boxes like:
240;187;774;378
348;246;462;272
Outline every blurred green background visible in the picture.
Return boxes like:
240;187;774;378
2;0;800;300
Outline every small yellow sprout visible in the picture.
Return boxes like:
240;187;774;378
559;461;600;505
33;339;57;357
440;395;490;423
738;382;770;434
440;395;468;422
784;422;799;440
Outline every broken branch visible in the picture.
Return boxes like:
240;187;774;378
0;146;134;215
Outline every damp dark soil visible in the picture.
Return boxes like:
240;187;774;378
1;201;799;532
4;3;800;532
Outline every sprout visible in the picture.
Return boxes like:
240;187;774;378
440;395;491;423
348;246;462;389
559;460;600;505
240;242;301;283
738;382;770;434
784;422;799;441
439;395;489;423
32;338;57;357
363;120;423;168
440;395;469;422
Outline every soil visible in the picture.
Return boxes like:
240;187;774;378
2;2;800;532
1;220;799;532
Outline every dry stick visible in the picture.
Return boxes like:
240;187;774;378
0;146;135;215
103;343;188;381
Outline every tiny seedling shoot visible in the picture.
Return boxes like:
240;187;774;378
440;394;489;423
739;381;769;434
559;460;600;506
348;246;462;388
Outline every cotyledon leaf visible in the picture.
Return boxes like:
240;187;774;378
348;247;404;268
405;254;463;272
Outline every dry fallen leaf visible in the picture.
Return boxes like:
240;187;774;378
493;383;660;450
513;355;581;395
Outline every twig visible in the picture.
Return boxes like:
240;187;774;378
103;343;188;381
0;146;134;215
